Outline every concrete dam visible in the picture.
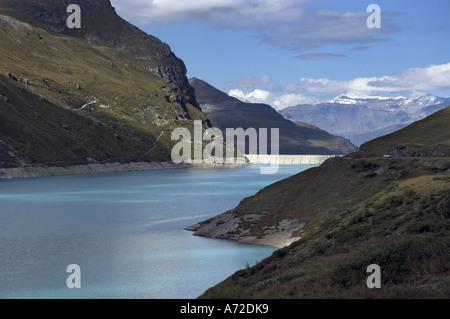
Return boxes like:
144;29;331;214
245;155;337;165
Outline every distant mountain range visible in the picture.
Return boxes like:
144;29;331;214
190;78;357;155
280;94;450;146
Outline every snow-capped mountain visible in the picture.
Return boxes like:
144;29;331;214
279;94;450;146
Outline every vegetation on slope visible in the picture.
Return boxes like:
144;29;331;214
202;174;450;298
360;106;450;157
201;106;450;298
0;4;206;168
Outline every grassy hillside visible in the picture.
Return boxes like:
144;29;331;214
190;78;357;155
0;74;167;167
360;106;450;157
0;0;199;106
203;174;450;298
0;5;206;167
201;106;450;298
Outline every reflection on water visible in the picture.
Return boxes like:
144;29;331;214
0;164;315;299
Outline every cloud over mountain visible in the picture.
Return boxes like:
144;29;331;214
229;89;324;110
279;63;450;96
230;63;450;110
111;0;397;52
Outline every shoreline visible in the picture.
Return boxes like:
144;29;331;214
0;161;189;179
0;155;330;180
1;160;298;249
186;210;305;249
0;161;251;179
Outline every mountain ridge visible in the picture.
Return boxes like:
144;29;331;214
0;0;208;171
280;94;450;146
0;0;199;108
190;78;358;155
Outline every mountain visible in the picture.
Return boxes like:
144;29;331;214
0;0;199;106
0;0;207;169
189;78;357;155
280;94;450;146
194;106;450;298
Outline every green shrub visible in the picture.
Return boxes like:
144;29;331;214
402;187;417;199
331;236;450;289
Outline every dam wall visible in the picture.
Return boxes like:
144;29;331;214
245;155;337;165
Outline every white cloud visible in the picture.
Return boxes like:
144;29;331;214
110;0;397;52
111;0;297;25
229;89;325;110
273;94;324;109
277;63;450;98
229;89;272;104
230;63;450;109
367;63;450;92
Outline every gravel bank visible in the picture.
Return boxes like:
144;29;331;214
186;210;305;248
0;161;192;179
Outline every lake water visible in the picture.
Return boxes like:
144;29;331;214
0;164;315;299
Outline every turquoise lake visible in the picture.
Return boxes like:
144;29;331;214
0;164;315;299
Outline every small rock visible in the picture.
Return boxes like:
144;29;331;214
86;157;99;164
7;73;18;81
0;94;9;102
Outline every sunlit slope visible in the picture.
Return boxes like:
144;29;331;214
0;6;206;167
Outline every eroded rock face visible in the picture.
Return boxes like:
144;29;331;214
387;144;447;158
1;0;199;109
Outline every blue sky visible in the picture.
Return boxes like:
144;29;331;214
111;0;450;109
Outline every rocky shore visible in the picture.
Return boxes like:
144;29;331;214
0;161;192;179
0;161;250;179
186;210;306;248
1;159;290;248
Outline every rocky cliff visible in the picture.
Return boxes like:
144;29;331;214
0;0;199;110
0;0;207;169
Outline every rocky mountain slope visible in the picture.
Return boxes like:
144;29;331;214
196;106;450;298
280;94;450;146
0;0;207;170
190;78;357;155
0;0;199;105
